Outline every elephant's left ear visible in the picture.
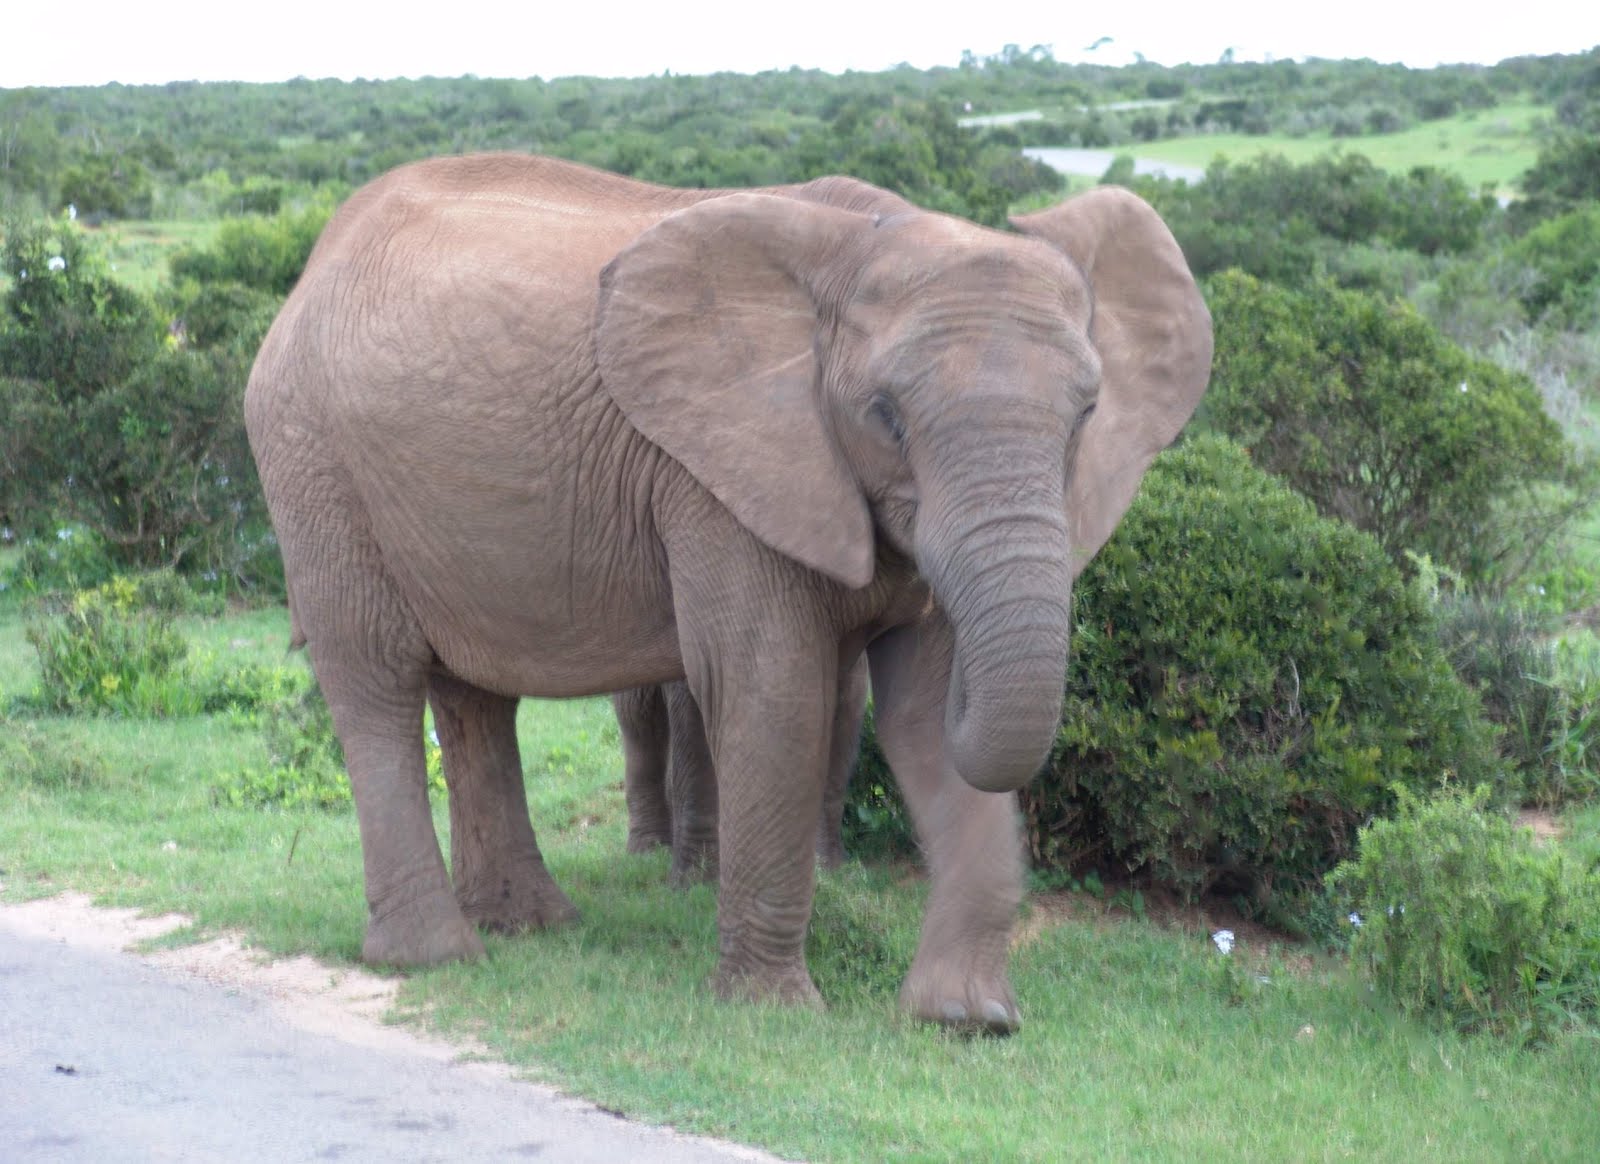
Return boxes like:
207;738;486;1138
596;193;876;589
1011;187;1213;576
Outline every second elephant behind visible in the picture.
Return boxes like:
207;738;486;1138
615;657;869;879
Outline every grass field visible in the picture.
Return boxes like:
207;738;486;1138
3;591;1598;1162
1136;103;1550;194
86;219;221;293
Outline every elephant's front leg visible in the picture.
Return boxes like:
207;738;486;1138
683;636;836;1007
431;674;577;933
867;615;1026;1033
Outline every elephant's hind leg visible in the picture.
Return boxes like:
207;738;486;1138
615;685;673;853
663;680;719;886
431;673;578;933
299;601;483;967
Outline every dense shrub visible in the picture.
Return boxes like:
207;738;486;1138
1132;153;1494;288
2;524;118;595
1329;784;1600;1041
167;204;332;296
1038;436;1500;929
0;220;271;585
1504;205;1600;329
1201;270;1587;587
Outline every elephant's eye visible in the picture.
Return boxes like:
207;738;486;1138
867;393;907;448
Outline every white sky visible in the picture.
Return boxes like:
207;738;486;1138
2;1;1595;89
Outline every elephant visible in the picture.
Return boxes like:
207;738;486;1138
614;656;869;880
244;153;1211;1032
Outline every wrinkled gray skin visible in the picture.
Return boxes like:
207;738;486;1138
244;154;1211;1032
615;657;869;880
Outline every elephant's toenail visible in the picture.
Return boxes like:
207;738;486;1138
981;999;1014;1027
940;1000;969;1023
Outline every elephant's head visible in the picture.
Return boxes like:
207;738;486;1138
595;186;1211;793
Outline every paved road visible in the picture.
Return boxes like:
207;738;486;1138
0;922;783;1164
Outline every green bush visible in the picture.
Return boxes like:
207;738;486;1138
1329;784;1600;1041
1201;270;1588;588
1505;205;1600;329
25;576;194;714
0;220;272;586
1038;436;1501;928
1433;597;1600;807
2;524;118;595
1133;153;1493;288
167;203;332;296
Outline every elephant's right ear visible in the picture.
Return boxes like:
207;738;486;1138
596;194;876;590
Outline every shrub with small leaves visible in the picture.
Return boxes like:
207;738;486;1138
25;576;192;714
1201;270;1591;589
1329;784;1600;1041
3;525;117;595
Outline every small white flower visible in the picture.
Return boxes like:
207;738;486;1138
56;527;73;540
202;570;218;582
161;840;178;852
47;255;66;272
1349;912;1363;928
67;203;77;220
1458;381;1468;392
1386;904;1404;917
1212;929;1235;955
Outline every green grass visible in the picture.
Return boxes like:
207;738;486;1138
85;219;220;293
1136;103;1550;194
3;599;1599;1161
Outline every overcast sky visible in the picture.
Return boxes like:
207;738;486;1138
2;1;1595;89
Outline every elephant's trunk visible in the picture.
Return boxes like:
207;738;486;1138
917;423;1074;795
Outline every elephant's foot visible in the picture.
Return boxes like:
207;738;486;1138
668;835;718;888
363;884;486;967
899;958;1021;1034
626;825;671;854
712;958;823;1008
457;858;579;934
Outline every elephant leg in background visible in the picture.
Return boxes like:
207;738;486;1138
615;685;672;853
431;673;578;933
816;654;868;870
619;654;868;879
866;615;1025;1033
663;679;719;885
